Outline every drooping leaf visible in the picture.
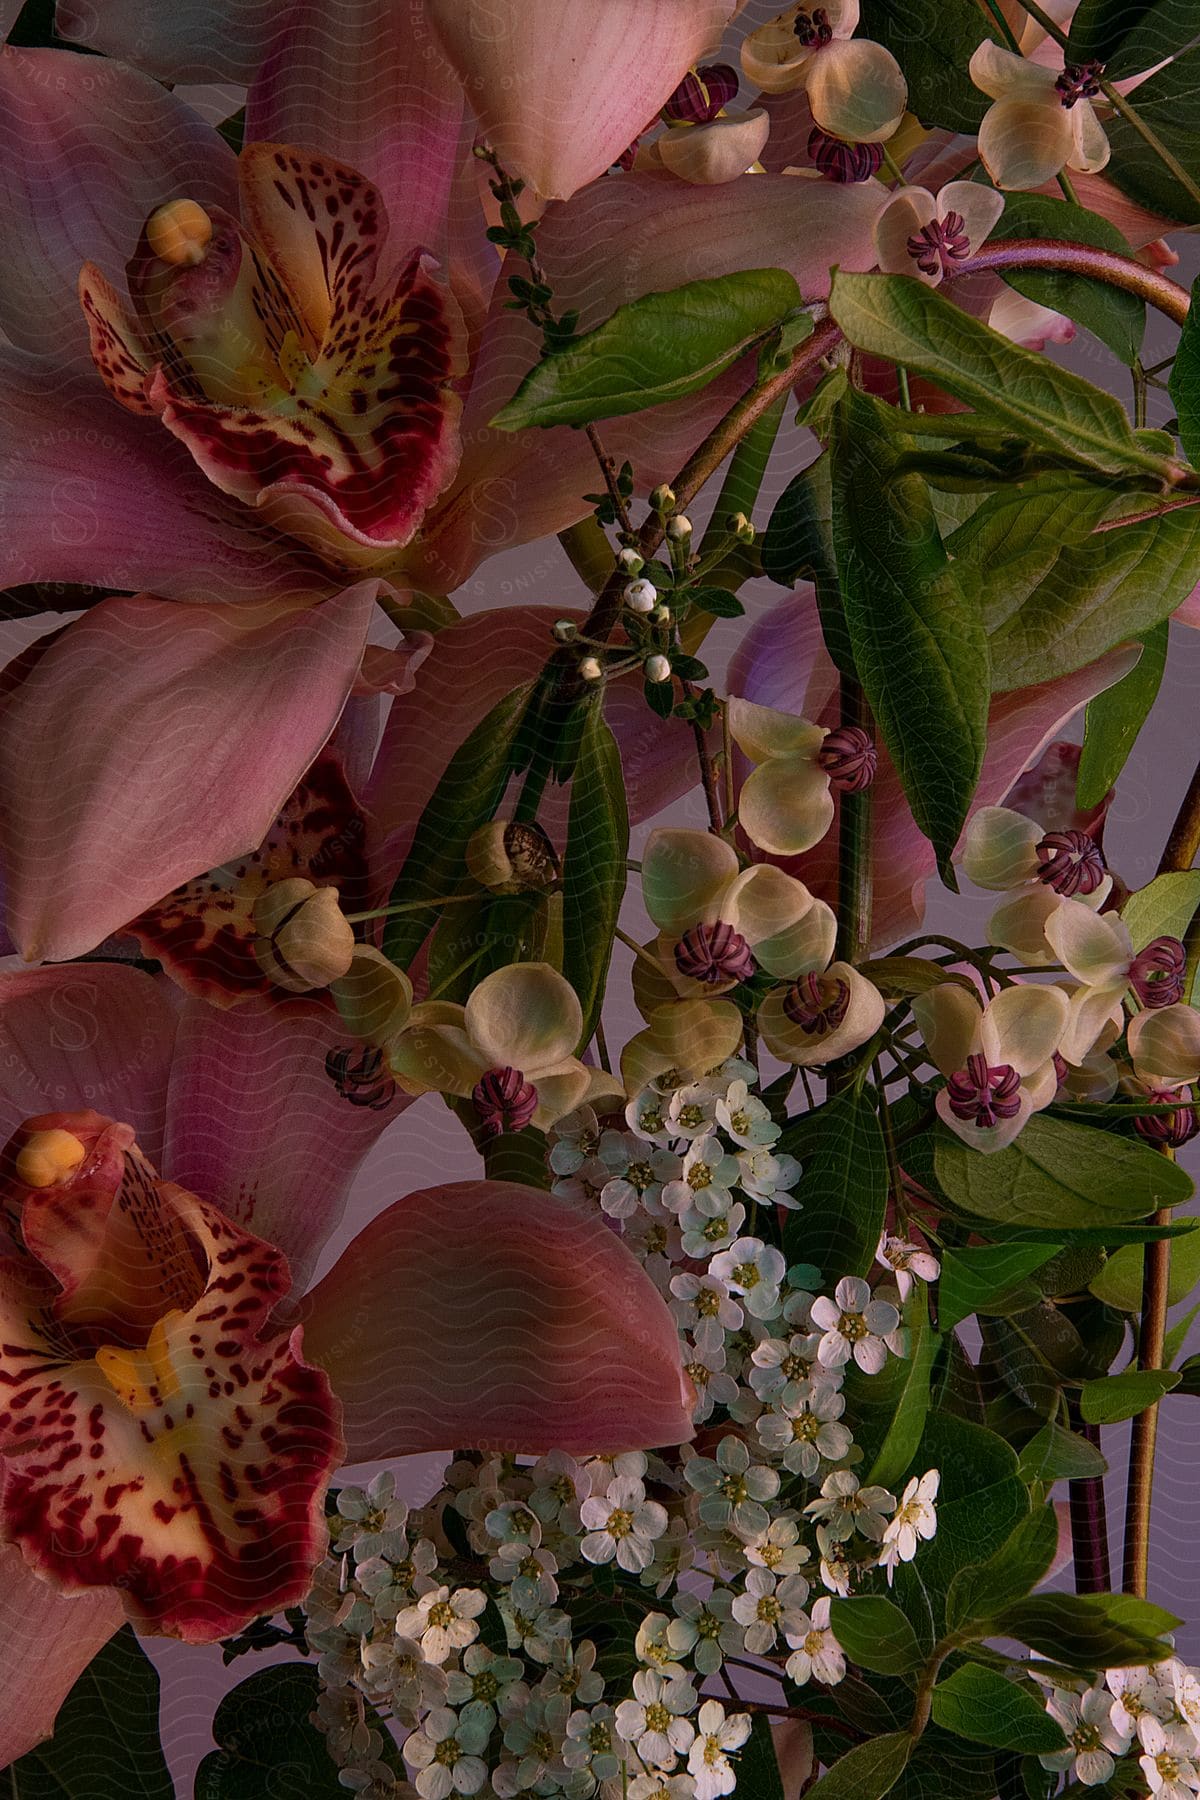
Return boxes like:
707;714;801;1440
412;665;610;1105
932;1665;1068;1755
1079;1367;1181;1423
1171;274;1200;466
562;700;629;1051
988;192;1145;364
737;1714;787;1800
382;684;531;971
1016;1420;1109;1483
760;451;855;676
932;1114;1194;1228
1068;0;1200;77
195;1663;402;1799
991;1593;1180;1669
1076;621;1167;809
6;1628;173;1800
829;386;989;876
781;1085;889;1279
805;1732;912;1798
491;270;803;429
859;0;999;130
946;1506;1062;1633
1120;869;1200;954
828;273;1180;484
829;1596;923;1676
938;1243;1063;1333
868;1284;938;1491
1100;46;1200;224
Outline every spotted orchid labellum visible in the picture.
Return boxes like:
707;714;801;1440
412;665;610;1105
6;0;1200;1790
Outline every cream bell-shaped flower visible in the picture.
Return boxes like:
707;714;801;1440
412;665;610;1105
961;804;1110;965
621;999;745;1097
741;1;907;141
912;981;1069;1151
1043;900;1135;1065
387;962;617;1133
726;699;836;856
1128;1004;1200;1090
873;180;1006;287
758;960;885;1069
969;39;1110;190
641;827;837;996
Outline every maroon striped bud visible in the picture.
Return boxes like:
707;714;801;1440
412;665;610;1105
1035;829;1106;897
946;1054;1022;1129
782;971;851;1035
1129;936;1187;1010
675;921;756;985
324;1046;397;1112
1134;1085;1199;1149
473;1066;538;1138
817;725;877;793
662;63;739;124
807;127;884;183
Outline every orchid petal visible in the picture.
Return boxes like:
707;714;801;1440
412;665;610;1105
978;95;1075;190
987;287;1077;348
654;111;771;185
56;0;274;81
738;757;836;857
981;983;1069;1076
642;829;741;936
464;964;584;1073
805;40;908;142
0;1554;122;1766
911;983;983;1078
1129;1005;1200;1087
961;806;1043;890
425;0;739;201
1043;899;1132;985
302;1180;695;1454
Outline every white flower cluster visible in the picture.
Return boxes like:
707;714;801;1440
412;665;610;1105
306;1064;942;1797
1039;1658;1200;1794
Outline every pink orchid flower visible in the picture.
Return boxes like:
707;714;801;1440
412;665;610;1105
729;587;1138;946
0;961;693;1765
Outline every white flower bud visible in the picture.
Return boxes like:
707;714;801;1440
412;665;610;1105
728;511;756;544
580;656;604;682
666;514;693;542
553;618;577;642
650;604;672;625
623;578;658;614
253;878;355;993
645;654;673;683
618;548;645;573
649;484;676;513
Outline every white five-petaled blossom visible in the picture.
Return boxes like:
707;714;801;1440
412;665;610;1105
579;1474;669;1573
668;1588;743;1676
662;1134;743;1217
804;1469;896;1543
680;1195;747;1262
741;0;907;142
404;1703;491;1800
710;1235;788;1319
1039;1685;1133;1787
730;1565;811;1653
749;1327;825;1406
912;980;1069;1153
757;1381;853;1476
879;1470;940;1582
614;1668;698;1769
742;1515;813;1576
784;1595;846;1686
876;1234;941;1300
687;1699;753;1800
716;1079;780;1148
969;38;1110;191
810;1275;900;1373
563;1702;624;1780
684;1434;782;1538
671;1270;744;1355
444;1645;528;1734
394;1585;487;1665
873;179;1005;286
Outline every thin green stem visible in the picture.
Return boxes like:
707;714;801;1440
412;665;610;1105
976;0;1021;50
880;145;907;186
345;893;477;924
1017;0;1067;43
697;394;786;560
615;924;668;975
1056;168;1080;205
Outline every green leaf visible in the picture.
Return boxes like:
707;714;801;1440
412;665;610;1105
988;192;1145;364
938;1243;1062;1332
806;1732;912;1798
427;888;549;1003
829;272;1179;483
7;1628;172;1799
737;1714;786;1800
829;1596;923;1676
932;1114;1194;1228
1090;1223;1200;1311
382;683;531;971
1164;1297;1200;1366
1120;869;1200;954
687;586;745;618
195;1664;399;1799
829;386;988;875
1068;0;1200;77
932;1665;1068;1754
780;1085;888;1279
858;0;999;129
946;1506;1061;1634
1016;1420;1109;1483
491;269;802;429
992;1593;1181;1669
868;1284;938;1491
1080;1367;1182;1422
1171;274;1200;466
948;477;1200;692
1101;46;1200;225
760;451;855;676
1174;1352;1200;1395
561;700;628;1050
1076;620;1167;808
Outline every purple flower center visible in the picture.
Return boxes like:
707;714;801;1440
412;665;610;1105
793;7;834;46
817;725;878;792
1129;936;1187;1009
782;972;851;1035
1135;1085;1199;1150
662;63;739;124
324;1046;396;1112
473;1066;538;1138
1035;829;1106;897
1056;60;1104;107
675;921;756;985
806;127;884;183
946;1054;1021;1129
905;211;972;277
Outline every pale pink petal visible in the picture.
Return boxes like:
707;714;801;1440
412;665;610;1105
873;188;938;279
935;1084;1033;1152
163;994;410;1291
961;806;1043;890
987;886;1067;963
757;963;884;1065
727;697;826;763
0;967;178;1170
56;0;274;81
0;46;237;365
911;983;984;1079
0;586;377;960
941;180;1007;253
1060;982;1126;1067
969;40;1057;102
1043;900;1131;985
723;866;833;973
463;964;583;1072
1070;101;1111;175
0;1552;122;1766
426;0;739;201
738;756;835;857
804;39;907;142
978;95;1075;191
301;1180;695;1455
654;111;771;185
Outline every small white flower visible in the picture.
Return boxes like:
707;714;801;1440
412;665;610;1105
627;1089;675;1145
637;1610;689;1679
680;1197;747;1260
687;1699;752;1800
681;1337;741;1424
598;1131;681;1218
1139;1715;1200;1798
757;1382;853;1477
671;1271;744;1355
749;1329;825;1406
1040;1685;1132;1787
684;1434;781;1537
615;1668;698;1768
878;1470;940;1582
741;1515;812;1577
563;1702;625;1780
662;1134;742;1215
1105;1665;1175;1746
810;1276;900;1373
805;1470;895;1544
716;1080;779;1148
710;1236;788;1320
784;1595;846;1686
404;1704;490;1800
393;1585;486;1665
445;1644;528;1734
580;1474;669;1573
730;1566;811;1654
625;578;659;613
668;1589;743;1676
630;1775;697;1800
876;1234;940;1301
